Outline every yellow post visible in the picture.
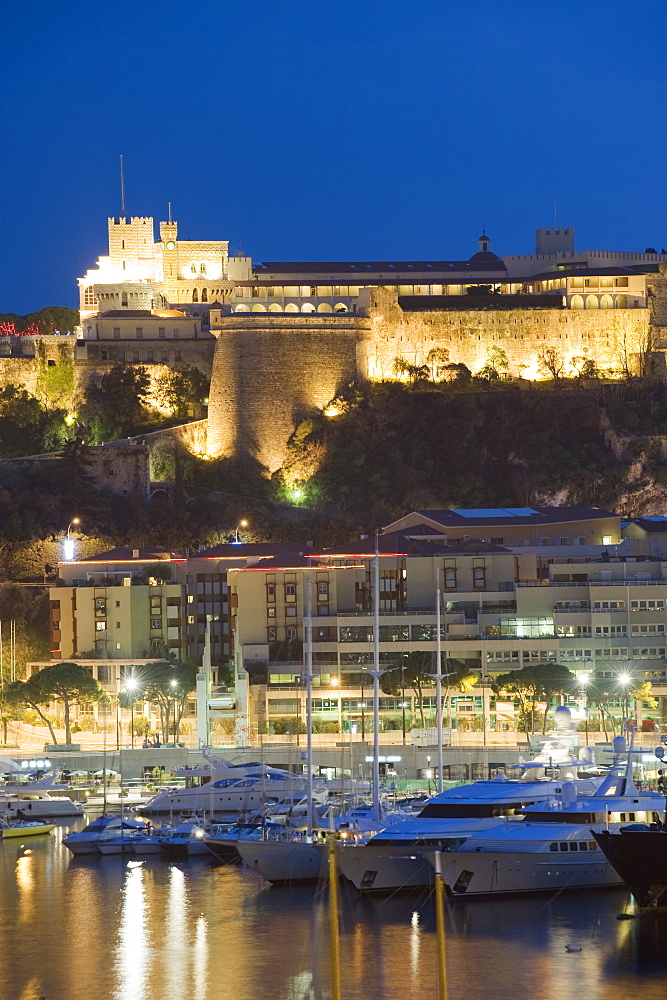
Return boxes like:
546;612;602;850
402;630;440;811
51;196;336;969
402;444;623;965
328;833;341;1000
434;851;448;1000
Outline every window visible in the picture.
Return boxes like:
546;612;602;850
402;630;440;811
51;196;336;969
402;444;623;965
158;327;165;339
287;627;297;639
133;351;140;362
95;621;106;631
113;328;120;340
267;607;276;619
285;584;296;602
593;600;625;610
473;565;486;589
317;582;329;598
631;600;664;611
267;584;276;603
151;619;161;630
444;566;457;589
115;621;121;629
98;664;111;683
267;627;277;641
631;623;665;635
95;598;107;614
174;350;181;362
136;328;143;339
594;625;627;636
490;537;504;545
286;607;297;618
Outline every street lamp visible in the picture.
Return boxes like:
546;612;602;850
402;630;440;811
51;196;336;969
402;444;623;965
618;672;631;721
579;671;590;746
64;517;80;561
234;519;248;544
126;678;139;748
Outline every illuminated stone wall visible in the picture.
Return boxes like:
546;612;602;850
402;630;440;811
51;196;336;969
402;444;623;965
358;287;650;380
207;314;363;470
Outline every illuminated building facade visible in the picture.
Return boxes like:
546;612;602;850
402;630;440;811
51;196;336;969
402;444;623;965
41;508;667;739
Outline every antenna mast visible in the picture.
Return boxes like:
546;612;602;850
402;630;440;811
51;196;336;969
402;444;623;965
120;154;126;217
168;201;172;224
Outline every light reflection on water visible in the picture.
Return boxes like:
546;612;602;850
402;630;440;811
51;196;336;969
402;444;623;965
0;825;666;1000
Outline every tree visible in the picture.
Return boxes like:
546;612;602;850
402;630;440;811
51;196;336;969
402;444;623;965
155;367;209;418
0;688;15;744
477;346;510;381
536;346;566;383
392;358;430;384
82;364;151;439
381;652;429;727
492;664;575;738
4;679;59;745
142;662;197;742
24;662;105;745
426;347;451;380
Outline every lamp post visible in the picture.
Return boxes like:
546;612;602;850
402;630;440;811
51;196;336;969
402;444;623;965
579;671;590;746
360;667;366;740
234;519;248;543
170;679;178;745
64;517;80;561
618;672;631;722
401;662;406;746
126;678;138;748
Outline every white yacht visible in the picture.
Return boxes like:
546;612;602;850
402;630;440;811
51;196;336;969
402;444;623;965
235;804;400;885
426;739;665;897
140;755;325;821
0;788;84;819
336;766;601;893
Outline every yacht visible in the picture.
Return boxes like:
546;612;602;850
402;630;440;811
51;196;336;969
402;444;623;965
425;735;664;897
0;788;84;820
593;824;667;908
63;815;139;855
336;765;601;893
140;755;326;821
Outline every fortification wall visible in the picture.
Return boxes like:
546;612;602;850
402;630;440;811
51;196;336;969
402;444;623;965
207;314;365;470
358;287;650;379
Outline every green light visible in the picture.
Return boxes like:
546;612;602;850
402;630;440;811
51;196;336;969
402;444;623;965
290;487;304;502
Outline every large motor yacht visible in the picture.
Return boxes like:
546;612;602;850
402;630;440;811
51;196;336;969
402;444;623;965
336;762;600;893
140;754;327;821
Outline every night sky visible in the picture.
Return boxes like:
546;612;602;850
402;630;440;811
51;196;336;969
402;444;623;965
3;0;667;313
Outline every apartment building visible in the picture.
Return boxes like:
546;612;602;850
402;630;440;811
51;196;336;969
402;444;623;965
42;507;667;739
228;508;667;734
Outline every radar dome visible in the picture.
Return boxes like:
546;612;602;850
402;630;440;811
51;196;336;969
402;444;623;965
553;706;572;729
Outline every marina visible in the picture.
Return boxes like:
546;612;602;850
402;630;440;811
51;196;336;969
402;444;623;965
1;815;666;1000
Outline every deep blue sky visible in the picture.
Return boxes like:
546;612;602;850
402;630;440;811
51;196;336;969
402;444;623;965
3;0;667;313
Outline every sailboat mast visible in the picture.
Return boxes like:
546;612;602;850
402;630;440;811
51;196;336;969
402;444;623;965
372;537;381;821
305;569;314;836
435;582;444;794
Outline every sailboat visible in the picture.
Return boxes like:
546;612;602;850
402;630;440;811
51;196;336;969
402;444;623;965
237;547;393;884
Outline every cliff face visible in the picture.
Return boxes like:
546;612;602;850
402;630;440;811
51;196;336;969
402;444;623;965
287;382;667;521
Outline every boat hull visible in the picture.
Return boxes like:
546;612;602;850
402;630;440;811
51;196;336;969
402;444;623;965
2;822;55;838
429;850;620;897
594;829;667;908
237;840;327;885
336;843;434;893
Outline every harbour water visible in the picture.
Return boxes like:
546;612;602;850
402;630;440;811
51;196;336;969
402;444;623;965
1;820;666;1000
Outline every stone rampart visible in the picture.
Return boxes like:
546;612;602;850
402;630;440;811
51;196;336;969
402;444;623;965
207;314;364;470
359;287;650;379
